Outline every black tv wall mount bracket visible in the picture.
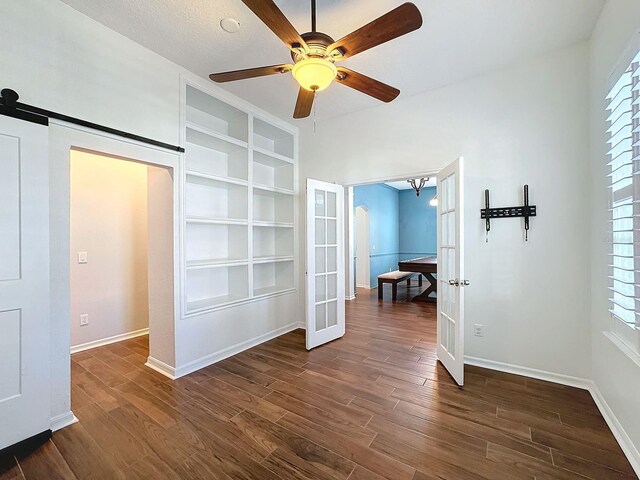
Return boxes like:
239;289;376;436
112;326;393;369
480;185;536;242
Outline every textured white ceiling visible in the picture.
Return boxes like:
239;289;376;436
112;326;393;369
59;0;604;123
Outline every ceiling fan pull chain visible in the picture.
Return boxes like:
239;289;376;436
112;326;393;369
313;92;317;133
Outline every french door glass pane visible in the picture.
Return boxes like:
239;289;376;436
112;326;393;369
315;274;326;302
327;192;337;218
315;190;326;216
315;302;327;331
315;218;325;245
327;219;337;245
315;247;326;274
441;316;449;350
327;246;337;272
327;300;338;327
327;273;337;299
448;319;456;355
448;211;456;247
448;173;456;209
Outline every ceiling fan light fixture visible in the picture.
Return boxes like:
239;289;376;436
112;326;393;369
292;57;337;92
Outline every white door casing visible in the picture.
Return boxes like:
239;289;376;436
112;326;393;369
0;115;51;449
355;206;370;289
437;157;465;386
306;179;345;349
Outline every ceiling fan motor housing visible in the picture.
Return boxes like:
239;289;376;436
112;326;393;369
291;32;336;62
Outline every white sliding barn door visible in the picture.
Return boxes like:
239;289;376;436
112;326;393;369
437;157;466;386
0;115;51;449
306;179;345;349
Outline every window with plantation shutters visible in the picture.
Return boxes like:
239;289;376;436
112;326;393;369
607;49;640;334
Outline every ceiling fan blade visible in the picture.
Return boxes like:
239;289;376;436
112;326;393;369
328;3;422;60
293;88;314;119
241;0;308;51
209;64;291;83
336;67;400;102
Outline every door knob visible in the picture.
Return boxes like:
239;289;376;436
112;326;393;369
462;280;470;286
448;279;459;286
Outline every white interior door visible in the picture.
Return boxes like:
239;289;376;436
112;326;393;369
306;179;345;349
0;115;51;449
437;157;466;386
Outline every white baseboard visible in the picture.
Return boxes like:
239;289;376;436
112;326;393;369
70;327;149;354
173;321;302;378
465;356;640;477
50;411;78;431
145;356;177;380
346;295;356;301
588;381;640;476
464;356;591;389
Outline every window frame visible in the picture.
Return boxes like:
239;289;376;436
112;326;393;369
605;31;640;363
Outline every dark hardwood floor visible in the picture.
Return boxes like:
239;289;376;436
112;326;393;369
2;286;636;479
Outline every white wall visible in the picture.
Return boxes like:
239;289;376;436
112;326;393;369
70;151;149;348
2;0;180;146
300;42;592;379
589;0;640;464
2;0;300;424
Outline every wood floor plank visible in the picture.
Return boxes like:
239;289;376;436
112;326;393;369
550;449;638;480
107;403;194;468
531;428;635;474
231;410;355;480
123;454;182;480
0;455;23;480
113;381;181;428
264;390;377;445
277;412;415;480
52;422;126;480
371;433;530;480
199;376;287;422
16;440;77;480
202;364;273;398
486;443;589;480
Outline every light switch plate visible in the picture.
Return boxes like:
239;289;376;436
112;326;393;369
78;252;88;264
80;314;89;326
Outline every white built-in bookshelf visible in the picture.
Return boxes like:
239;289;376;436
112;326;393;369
182;83;297;315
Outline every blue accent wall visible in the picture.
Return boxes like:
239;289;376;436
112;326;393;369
354;184;437;287
399;186;437;261
353;184;399;287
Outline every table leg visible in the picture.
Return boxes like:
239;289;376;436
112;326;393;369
411;272;437;303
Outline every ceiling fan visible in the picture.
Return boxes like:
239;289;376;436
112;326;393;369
209;0;423;119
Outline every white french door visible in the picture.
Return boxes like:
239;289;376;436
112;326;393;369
437;157;466;386
0;115;51;448
306;179;345;349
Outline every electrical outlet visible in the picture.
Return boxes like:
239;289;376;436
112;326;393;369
80;314;89;326
78;252;88;264
474;324;484;337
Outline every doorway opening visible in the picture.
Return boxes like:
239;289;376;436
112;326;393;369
305;160;464;384
354;206;370;289
349;176;438;304
68;149;173;362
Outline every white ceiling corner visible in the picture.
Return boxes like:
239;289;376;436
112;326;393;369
59;0;605;123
